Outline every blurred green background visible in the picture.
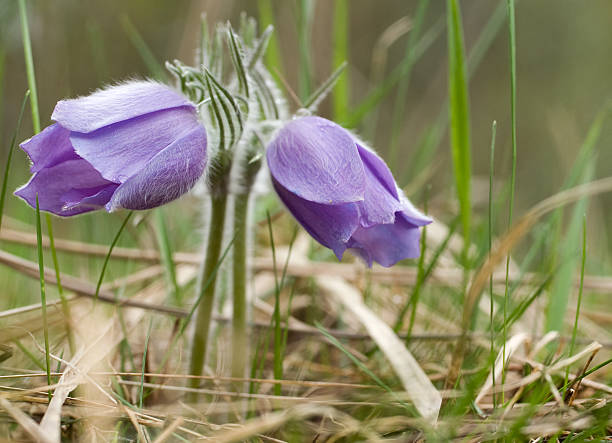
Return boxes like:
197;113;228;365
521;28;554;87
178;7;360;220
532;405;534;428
1;0;612;307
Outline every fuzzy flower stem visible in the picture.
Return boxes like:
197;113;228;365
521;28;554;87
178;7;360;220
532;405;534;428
231;192;250;384
189;194;228;393
231;143;262;389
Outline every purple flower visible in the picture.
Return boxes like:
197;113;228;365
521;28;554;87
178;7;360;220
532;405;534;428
267;116;432;267
15;81;207;216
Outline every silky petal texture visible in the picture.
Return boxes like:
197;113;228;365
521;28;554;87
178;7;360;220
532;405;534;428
267;116;365;204
20;124;79;173
356;144;399;199
51;81;192;133
107;125;207;211
398;191;433;227
272;178;359;259
70;106;201;183
14;159;117;216
348;216;422;267
62;185;119;210
355;144;432;228
357;145;404;227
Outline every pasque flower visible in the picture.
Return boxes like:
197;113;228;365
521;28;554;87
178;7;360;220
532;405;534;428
267;116;432;267
15;81;207;216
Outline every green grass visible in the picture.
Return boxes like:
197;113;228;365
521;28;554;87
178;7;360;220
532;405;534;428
545;107;609;333
35;196;51;401
120;14;166;81
155;208;181;305
403;0;507;186
388;0;429;170
297;0;314;102
257;0;284;82
94;212;133;301
502;0;518;397
0;90;29;230
331;0;349;122
266;211;283;396
488;120;497;403
564;216;587;397
447;0;472;257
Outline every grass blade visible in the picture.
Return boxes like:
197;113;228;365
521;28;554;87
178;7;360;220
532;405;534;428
94;212;134;301
316;322;399;398
18;0;40;134
502;1;518;386
45;213;75;354
157;234;236;373
388;0;429;169
303;61;346;112
543;106;608;333
0;90;30;230
446;0;472;254
266;211;283;396
344;17;444;128
0;44;5;140
403;0;508;185
545;160;593;334
564;216;587;396
257;0;284;82
488;120;497;404
19;0;73;356
35;196;51;401
297;0;315;101
504;106;609;310
406;186;429;336
394;217;459;334
139;319;153;409
154;208;181;305
318;277;441;422
120;14;166;81
332;0;349;122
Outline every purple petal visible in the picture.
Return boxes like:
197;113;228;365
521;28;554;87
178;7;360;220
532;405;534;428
267;116;365;204
348;215;422;267
14;159;117;216
356;145;404;227
19;123;79;173
398;192;433;227
61;185;119;211
106;125;207;211
51;81;193;133
272;178;359;260
70;106;202;183
356;144;399;199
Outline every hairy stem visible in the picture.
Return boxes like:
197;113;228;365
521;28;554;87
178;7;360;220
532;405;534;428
231;192;251;386
189;195;228;393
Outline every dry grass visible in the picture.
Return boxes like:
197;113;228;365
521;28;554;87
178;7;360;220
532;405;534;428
0;207;610;441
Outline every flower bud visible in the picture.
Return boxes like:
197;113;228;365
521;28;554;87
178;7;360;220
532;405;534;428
267;116;431;267
15;81;207;216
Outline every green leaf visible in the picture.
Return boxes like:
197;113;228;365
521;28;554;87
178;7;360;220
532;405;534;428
332;0;349;121
120;14;166;81
0;90;29;230
447;0;472;253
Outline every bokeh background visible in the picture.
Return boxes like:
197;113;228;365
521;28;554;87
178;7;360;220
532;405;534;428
1;0;612;306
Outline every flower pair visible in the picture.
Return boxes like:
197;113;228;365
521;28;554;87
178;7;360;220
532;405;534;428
16;82;430;267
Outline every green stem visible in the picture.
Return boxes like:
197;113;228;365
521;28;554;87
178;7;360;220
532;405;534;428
46;214;75;354
231;193;250;383
189;195;228;391
19;0;75;357
18;0;40;134
35;196;51;401
502;0;517;401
